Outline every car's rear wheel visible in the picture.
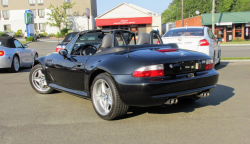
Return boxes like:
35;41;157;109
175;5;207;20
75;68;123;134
8;55;19;73
91;73;129;120
29;64;54;94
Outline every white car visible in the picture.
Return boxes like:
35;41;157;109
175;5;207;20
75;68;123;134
161;26;221;65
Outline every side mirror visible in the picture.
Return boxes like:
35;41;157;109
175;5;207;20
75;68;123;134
59;49;68;57
23;44;28;48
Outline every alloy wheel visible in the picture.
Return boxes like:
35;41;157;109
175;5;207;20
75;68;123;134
32;68;50;92
14;57;19;71
92;79;113;116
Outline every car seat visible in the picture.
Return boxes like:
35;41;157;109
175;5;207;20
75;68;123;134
137;33;150;45
97;34;112;52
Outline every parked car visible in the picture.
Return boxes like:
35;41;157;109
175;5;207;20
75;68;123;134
29;29;219;120
3;31;15;38
56;32;79;52
161;26;221;65
0;36;38;72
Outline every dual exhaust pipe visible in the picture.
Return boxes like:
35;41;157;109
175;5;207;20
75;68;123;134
198;92;210;97
164;98;178;105
164;92;210;105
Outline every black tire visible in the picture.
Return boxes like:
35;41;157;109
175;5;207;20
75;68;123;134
31;53;38;67
8;55;19;73
29;64;54;94
91;73;129;120
217;50;221;65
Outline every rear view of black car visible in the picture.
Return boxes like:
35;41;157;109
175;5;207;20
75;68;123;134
30;29;219;120
56;32;78;52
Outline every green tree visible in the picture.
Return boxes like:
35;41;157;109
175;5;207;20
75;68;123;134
161;0;250;23
46;2;75;31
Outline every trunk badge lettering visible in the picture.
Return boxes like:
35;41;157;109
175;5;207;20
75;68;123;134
169;64;173;68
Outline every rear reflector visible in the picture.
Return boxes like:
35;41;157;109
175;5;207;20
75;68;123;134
0;51;4;56
199;39;209;46
156;49;177;53
133;64;164;77
205;59;214;70
156;41;160;44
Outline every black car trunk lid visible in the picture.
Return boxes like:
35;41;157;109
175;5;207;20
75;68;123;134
130;47;211;76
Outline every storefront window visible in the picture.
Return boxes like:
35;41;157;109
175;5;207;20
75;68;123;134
235;24;242;37
215;27;224;38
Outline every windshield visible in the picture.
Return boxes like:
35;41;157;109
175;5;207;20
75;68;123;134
163;28;204;37
62;33;77;42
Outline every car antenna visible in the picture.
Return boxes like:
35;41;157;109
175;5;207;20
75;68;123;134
127;47;130;58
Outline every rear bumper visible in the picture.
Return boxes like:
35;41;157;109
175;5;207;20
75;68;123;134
0;55;12;68
113;69;219;106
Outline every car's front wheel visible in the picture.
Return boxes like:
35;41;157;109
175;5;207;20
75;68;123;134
29;64;54;94
91;73;129;120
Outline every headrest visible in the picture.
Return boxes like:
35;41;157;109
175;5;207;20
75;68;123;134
101;34;112;49
137;33;150;45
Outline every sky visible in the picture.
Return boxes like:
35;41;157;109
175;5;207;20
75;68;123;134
97;0;172;16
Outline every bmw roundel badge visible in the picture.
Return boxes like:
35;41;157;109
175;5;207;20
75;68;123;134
180;53;186;56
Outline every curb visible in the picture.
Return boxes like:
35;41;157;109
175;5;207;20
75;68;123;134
220;44;250;46
221;60;250;62
24;41;33;45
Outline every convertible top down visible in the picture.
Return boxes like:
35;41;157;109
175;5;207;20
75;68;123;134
0;36;38;72
29;29;219;120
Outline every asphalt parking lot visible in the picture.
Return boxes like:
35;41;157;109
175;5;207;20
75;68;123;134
0;41;250;143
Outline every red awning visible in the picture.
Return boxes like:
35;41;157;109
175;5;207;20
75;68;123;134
96;17;152;26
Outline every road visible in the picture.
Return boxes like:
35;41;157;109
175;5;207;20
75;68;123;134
0;42;250;143
220;45;250;58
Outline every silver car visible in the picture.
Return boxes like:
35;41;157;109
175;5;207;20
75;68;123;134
0;36;38;72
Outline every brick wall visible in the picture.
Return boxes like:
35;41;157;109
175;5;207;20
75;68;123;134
176;15;202;27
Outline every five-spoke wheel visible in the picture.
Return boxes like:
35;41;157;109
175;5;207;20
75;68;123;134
91;73;128;120
29;64;53;94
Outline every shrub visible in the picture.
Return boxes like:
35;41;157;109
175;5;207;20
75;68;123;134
48;33;56;37
42;32;48;37
232;38;246;42
0;31;8;36
56;32;64;38
39;33;45;37
60;28;69;36
26;36;34;42
15;29;23;37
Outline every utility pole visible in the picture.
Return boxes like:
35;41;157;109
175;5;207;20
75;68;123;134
212;0;215;34
182;0;184;27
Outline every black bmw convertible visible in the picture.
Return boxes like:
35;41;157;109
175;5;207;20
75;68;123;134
29;29;219;120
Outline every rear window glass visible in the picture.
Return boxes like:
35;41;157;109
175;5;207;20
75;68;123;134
63;33;77;42
163;28;204;37
77;32;105;43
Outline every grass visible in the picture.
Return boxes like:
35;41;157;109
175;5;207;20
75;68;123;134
221;57;250;60
20;41;28;44
220;41;250;45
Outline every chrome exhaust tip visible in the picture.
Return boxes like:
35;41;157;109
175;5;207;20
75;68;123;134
164;98;178;105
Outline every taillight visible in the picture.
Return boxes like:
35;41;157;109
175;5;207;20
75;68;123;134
205;59;214;70
133;64;164;77
156;49;177;53
56;45;63;52
0;51;4;56
156;41;160;44
199;39;209;46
